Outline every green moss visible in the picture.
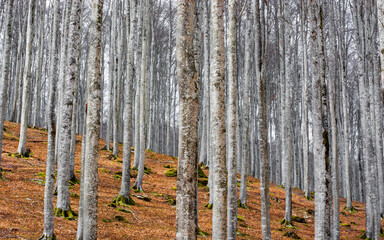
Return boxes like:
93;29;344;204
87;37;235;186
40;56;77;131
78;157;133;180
32;179;45;185
236;231;248;237
69;175;80;185
281;219;295;228
197;227;210;237
102;219;112;223
344;206;357;213
163;194;176;206
283;231;301;239
163;164;172;168
198;165;207;178
54;208;77;220
115;215;128;223
198;178;208;187
237;215;245;222
99;168;110;173
172;186;176;191
70;193;79;198
36;172;46;178
109;194;135;208
165;168;177;177
340;223;350;228
307;209;314;216
38;234;56;240
237;199;248;209
113;171;122;179
204;202;213;209
75;170;81;173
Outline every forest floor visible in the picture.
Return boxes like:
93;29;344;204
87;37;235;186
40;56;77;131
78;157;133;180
0;121;381;240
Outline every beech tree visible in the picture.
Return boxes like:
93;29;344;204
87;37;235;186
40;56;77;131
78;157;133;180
80;0;103;238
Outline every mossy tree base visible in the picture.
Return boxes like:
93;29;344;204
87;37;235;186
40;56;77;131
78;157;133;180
54;208;77;220
132;184;144;193
345;206;357;213
281;219;295;228
69;175;80;185
109;194;135;208
237;199;248;209
38;234;56;240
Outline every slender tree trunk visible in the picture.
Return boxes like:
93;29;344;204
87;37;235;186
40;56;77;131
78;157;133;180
133;0;150;192
40;0;59;237
17;0;35;155
309;1;331;238
32;0;46;128
227;1;237;238
239;0;251;208
81;0;103;238
0;0;14;177
210;0;227;238
55;0;82;216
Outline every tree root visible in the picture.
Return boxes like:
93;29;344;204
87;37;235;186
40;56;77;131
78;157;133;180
344;206;356;213
54;208;77;220
69;175;80;185
109;194;135;208
132;184;144;193
237;199;248;209
281;219;295;228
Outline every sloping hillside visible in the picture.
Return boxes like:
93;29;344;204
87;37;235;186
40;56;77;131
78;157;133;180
0;121;377;239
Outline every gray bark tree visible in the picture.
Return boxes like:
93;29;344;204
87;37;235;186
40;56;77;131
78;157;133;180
81;0;103;238
226;1;237;239
175;1;199;238
0;0;14;177
210;0;227;238
17;0;35;155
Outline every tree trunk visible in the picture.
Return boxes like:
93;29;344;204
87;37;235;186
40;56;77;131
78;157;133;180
17;0;35;155
226;1;237;238
210;0;227;238
133;0;150;192
81;0;103;238
55;0;82;215
175;1;199;238
0;0;14;177
40;0;59;237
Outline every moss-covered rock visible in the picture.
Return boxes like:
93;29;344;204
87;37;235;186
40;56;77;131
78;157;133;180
109;194;135;208
281;219;295;228
165;168;177;177
163;164;172;168
54;208;77;220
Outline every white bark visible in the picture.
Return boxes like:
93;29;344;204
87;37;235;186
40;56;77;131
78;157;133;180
210;0;227;238
175;1;199;238
226;1;237;238
17;0;35;155
40;0;59;238
0;0;14;176
133;0;150;192
82;0;103;238
56;0;82;212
